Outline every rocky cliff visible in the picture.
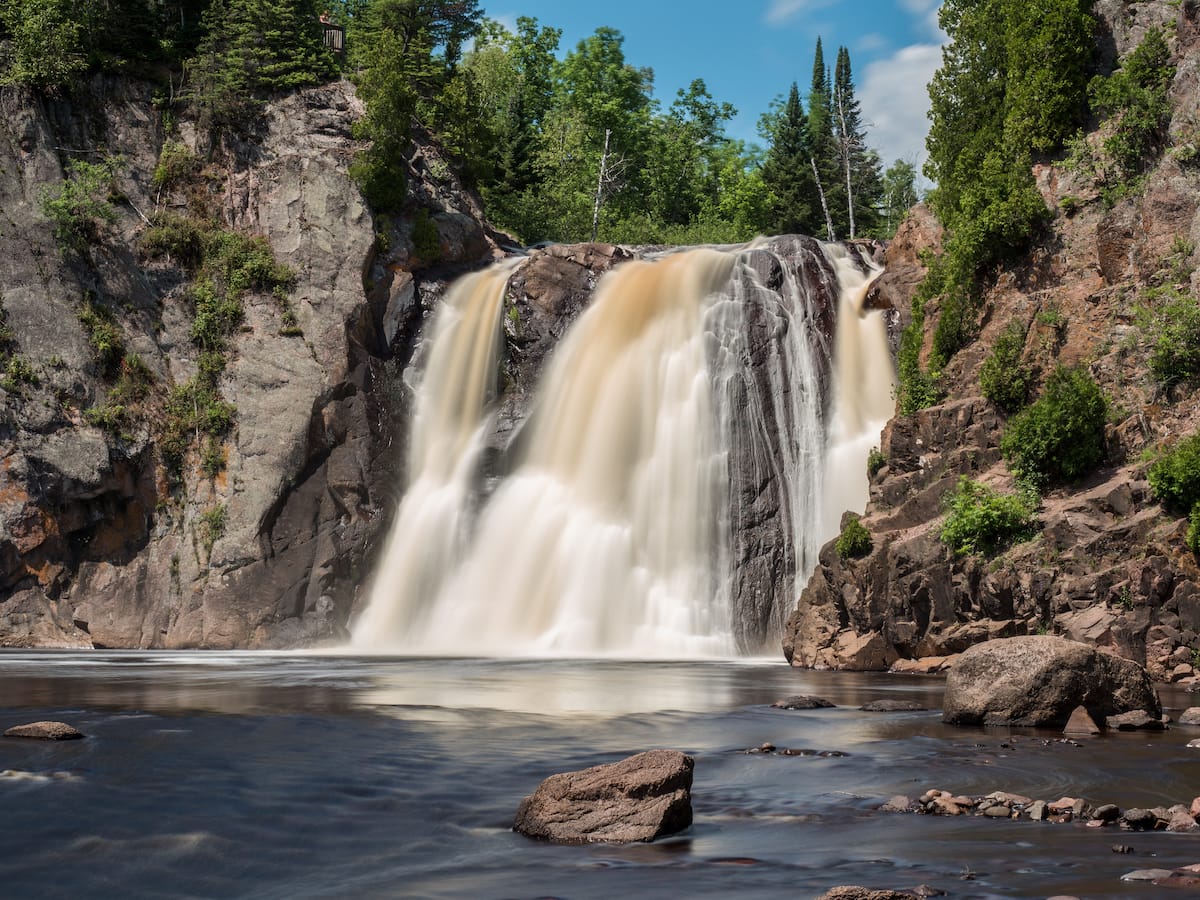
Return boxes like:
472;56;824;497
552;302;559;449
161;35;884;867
784;0;1200;680
0;77;502;648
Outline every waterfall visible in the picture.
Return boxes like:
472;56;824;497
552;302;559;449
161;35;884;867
351;240;894;657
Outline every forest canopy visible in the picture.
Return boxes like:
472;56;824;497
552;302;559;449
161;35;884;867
0;0;914;246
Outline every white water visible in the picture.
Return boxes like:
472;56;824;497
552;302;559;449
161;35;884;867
352;243;894;657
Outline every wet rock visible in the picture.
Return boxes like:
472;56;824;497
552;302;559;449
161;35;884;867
1166;804;1198;832
1106;710;1165;731
1188;739;1200;749
942;636;1161;728
513;750;693;844
880;795;917;813
1121;868;1177;882
1094;804;1122;822
1111;844;1135;854
982;804;1012;818
815;887;924;900
860;699;928;712
1178;707;1200;726
3;721;84;740
1121;808;1161;831
771;695;836;710
1028;800;1048;821
1063;706;1102;735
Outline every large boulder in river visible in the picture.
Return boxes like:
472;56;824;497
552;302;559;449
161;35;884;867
513;749;694;844
942;636;1160;727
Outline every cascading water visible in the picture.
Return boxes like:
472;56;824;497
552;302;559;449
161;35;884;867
351;240;894;657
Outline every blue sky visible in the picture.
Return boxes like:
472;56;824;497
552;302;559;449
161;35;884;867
481;0;946;174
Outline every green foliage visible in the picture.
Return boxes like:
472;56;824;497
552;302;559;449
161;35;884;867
141;212;207;269
78;302;124;376
0;0;86;91
199;503;227;557
40;157;121;252
0;354;38;394
980;320;1033;412
835;515;873;559
85;354;153;436
1187;502;1200;555
1138;286;1200;387
878;160;918;238
188;0;338;124
0;298;13;348
200;437;226;478
152;141;198;189
1148;433;1200;513
1001;365;1107;485
920;0;1091;365
867;447;887;478
895;256;946;416
939;476;1037;556
1087;27;1174;199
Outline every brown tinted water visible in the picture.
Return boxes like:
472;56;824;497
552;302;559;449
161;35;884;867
1;651;1198;898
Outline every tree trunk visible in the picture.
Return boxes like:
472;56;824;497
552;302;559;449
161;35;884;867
837;93;855;240
591;128;612;243
810;157;835;242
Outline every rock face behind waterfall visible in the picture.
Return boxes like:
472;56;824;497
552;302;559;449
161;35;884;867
0;78;502;649
784;0;1200;675
942;636;1161;727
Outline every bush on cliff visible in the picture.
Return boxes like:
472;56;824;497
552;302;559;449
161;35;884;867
940;477;1037;556
836;516;872;559
979;319;1033;413
1148;433;1200;513
1001;365;1107;485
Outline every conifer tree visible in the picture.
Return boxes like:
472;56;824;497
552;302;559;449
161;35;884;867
806;38;839;239
761;82;819;236
189;0;337;124
832;46;883;237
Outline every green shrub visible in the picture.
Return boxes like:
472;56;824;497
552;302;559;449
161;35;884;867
940;476;1037;556
78;302;124;375
1148;433;1200;513
0;299;13;347
836;515;873;559
1187;502;1200;554
980;320;1033;413
1088;27;1174;200
411;208;442;263
1001;365;1107;485
0;354;38;393
39;157;121;251
189;278;244;350
867;447;887;478
1139;287;1200;387
199;503;226;557
152;141;198;189
141;212;208;269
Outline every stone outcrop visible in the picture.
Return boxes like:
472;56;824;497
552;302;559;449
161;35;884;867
784;0;1200;675
513;749;694;844
942;636;1161;727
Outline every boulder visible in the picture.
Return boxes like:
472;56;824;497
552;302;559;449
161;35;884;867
1178;707;1200;726
942;637;1161;727
1063;705;1102;735
513;750;693;844
3;721;84;740
1106;710;1166;731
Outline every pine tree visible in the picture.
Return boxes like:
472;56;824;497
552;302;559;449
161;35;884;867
806;38;839;239
832;46;883;237
761;82;819;236
189;0;337;124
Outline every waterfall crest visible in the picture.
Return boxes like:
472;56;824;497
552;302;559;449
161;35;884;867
352;241;894;657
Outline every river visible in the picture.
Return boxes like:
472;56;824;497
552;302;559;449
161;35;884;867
1;652;1197;898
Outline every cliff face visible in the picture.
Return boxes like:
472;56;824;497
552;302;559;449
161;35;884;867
785;0;1200;679
0;78;499;648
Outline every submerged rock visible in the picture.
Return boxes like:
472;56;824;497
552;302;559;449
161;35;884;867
771;695;836;709
1106;710;1165;731
942;637;1161;727
816;888;927;900
860;699;928;712
3;721;84;740
513;749;693;844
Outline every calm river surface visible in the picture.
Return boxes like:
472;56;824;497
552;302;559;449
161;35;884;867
1;652;1199;898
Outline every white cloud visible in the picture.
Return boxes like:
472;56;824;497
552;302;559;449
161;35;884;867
859;42;943;175
764;0;835;25
857;33;887;54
